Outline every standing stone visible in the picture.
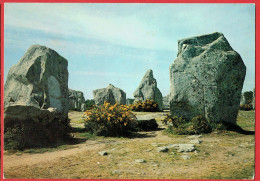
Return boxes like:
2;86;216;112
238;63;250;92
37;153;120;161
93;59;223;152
169;32;246;124
133;69;163;111
4;44;70;149
163;94;170;110
4;44;69;115
240;93;247;105
126;98;134;105
93;84;126;105
69;89;86;112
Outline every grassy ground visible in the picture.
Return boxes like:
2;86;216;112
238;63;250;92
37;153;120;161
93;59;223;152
4;110;255;179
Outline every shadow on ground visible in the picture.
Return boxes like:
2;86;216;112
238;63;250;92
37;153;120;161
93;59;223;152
225;122;255;135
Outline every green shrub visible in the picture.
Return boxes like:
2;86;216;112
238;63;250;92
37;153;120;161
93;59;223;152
240;104;253;111
84;101;137;136
4;117;71;150
191;115;212;134
163;114;212;135
85;99;95;110
129;99;159;112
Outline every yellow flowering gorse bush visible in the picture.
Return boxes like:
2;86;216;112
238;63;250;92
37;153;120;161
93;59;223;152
84;101;137;136
129;99;159;112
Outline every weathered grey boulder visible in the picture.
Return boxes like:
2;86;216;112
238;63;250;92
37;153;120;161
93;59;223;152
4;44;69;116
93;84;126;105
169;32;246;124
135;115;158;131
69;89;86;112
133;69;163;110
4;44;70;149
126;98;134;105
240;94;247;105
163;94;170;110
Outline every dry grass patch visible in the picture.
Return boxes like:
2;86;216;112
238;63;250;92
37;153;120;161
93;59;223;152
4;110;255;179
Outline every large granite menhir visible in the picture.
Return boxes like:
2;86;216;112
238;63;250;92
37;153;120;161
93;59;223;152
93;84;126;105
133;69;163;111
69;89;86;112
169;32;246;124
4;44;70;149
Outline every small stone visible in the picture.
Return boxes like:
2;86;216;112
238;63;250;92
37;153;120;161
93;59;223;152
182;154;191;160
178;144;196;152
145;149;152;152
187;135;202;139
112;170;120;174
135;159;146;163
167;144;179;148
190;140;202;144
158;147;169;152
98;151;108;156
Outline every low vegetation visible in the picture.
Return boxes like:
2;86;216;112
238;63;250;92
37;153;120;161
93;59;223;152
240;104;253;111
84;101;137;136
128;99;159;112
3;110;255;179
4;118;71;150
162;115;212;135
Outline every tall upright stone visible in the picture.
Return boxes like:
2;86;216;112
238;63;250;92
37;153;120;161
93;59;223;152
4;44;70;149
93;84;126;105
133;69;163;111
169;32;246;124
163;94;170;110
69;89;86;112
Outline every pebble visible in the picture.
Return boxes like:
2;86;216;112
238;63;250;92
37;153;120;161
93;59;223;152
158;146;169;152
98;151;108;156
135;159;146;163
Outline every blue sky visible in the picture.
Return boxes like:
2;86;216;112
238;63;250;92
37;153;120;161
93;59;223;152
4;3;255;99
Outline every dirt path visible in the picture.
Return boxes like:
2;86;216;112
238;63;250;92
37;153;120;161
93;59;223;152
4;112;167;169
4;140;105;168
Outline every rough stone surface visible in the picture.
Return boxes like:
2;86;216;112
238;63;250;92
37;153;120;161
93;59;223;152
133;69;163;111
69;89;86;112
240;93;247;105
135;115;158;131
98;151;108;156
163;94;170;110
187;135;203;139
126;98;134;105
158;147;169;152
182;154;191;160
169;32;246;124
135;159;146;163
178;144;196;152
190;140;202;144
93;84;126;105
4;44;69;120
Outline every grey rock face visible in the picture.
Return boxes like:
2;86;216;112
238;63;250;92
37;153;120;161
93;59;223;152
98;151;108;156
158;146;169;152
163;94;170;110
4;44;69;120
93;84;126;105
126;98;134;105
135;159;146;163
169;32;246;124
133;69;163;110
178;144;196;152
69;89;86;112
135;115;158;131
